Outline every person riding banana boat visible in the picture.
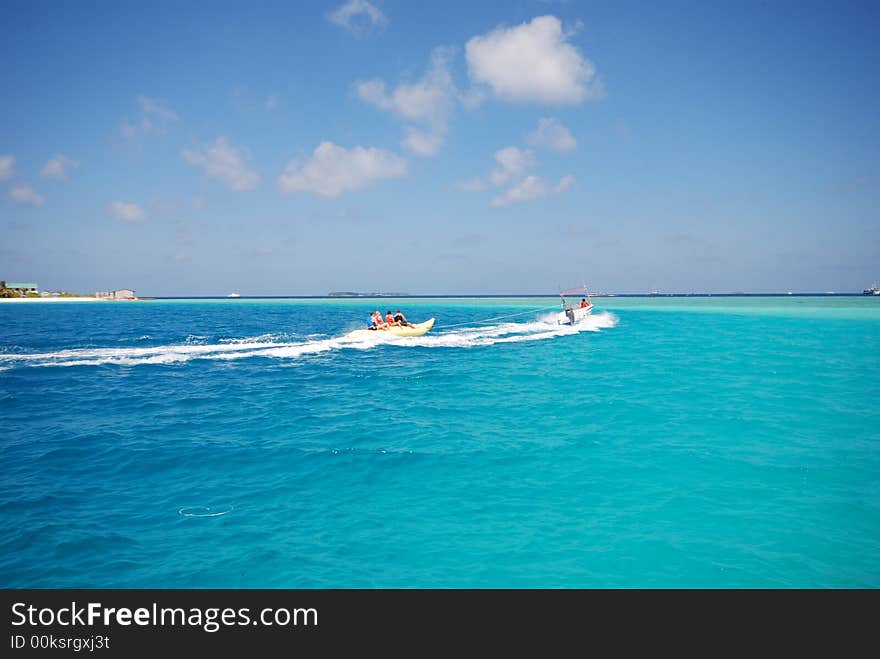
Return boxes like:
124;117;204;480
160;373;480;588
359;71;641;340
353;309;434;338
369;309;414;330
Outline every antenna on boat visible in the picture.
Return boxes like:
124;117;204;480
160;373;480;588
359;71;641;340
579;272;591;306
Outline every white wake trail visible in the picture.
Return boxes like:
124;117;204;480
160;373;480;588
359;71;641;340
0;312;617;369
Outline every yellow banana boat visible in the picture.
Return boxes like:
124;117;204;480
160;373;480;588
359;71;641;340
349;318;435;339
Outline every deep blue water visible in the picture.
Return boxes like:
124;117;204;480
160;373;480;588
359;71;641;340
1;297;878;587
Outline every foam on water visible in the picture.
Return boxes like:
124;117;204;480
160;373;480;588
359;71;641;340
0;311;618;369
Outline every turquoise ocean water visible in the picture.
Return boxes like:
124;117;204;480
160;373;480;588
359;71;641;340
1;296;878;587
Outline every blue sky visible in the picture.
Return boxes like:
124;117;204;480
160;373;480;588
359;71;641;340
1;0;878;295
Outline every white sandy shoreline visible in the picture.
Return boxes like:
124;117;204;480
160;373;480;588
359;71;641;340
0;297;139;303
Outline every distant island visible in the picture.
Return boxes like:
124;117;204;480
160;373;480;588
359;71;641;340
328;291;410;297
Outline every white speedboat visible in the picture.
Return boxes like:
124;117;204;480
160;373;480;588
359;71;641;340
557;286;593;325
227;293;241;298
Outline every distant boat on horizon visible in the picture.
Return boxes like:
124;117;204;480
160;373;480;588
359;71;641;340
863;283;880;295
227;293;241;298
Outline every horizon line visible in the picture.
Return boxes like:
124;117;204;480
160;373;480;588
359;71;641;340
145;291;874;299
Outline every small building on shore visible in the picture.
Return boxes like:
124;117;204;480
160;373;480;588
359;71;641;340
5;282;38;296
96;289;136;300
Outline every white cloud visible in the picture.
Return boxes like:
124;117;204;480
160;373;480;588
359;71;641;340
526;117;576;152
465;15;603;105
402;128;444;157
490;146;535;186
355;79;388;109
456;146;535;192
0;154;14;181
555;174;575;193
278;141;407;198
329;0;387;36
10;184;45;207
458;143;575;201
138;95;178;122
356;47;456;156
491;176;548;207
458;87;488;110
455;177;488;192
491;173;575;207
181;137;260;191
109;201;146;222
41;154;80;180
121;96;178;139
356;48;455;126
